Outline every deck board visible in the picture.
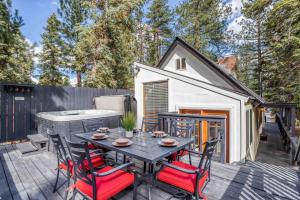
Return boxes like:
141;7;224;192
0;143;299;200
30;153;72;199
0;122;300;200
0;145;14;200
4;144;46;200
0;145;28;200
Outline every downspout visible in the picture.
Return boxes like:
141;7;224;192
240;100;243;163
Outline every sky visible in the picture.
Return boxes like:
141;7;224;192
12;0;242;45
12;0;242;85
12;0;179;45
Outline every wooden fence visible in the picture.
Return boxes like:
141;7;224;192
0;83;133;142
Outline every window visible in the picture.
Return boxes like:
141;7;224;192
181;58;186;70
208;121;221;157
143;81;168;124
176;59;180;70
175;58;187;70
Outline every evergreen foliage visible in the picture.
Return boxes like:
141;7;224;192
236;0;299;112
1;0;299;113
0;0;34;83
39;14;69;86
57;0;88;87
175;0;232;60
264;0;300;109
79;0;144;89
146;0;172;66
236;0;271;96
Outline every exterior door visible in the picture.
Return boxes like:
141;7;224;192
13;92;31;141
1;87;31;142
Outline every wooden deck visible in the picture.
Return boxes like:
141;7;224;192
0;122;299;200
255;122;297;168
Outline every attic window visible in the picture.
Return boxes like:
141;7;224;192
176;58;187;70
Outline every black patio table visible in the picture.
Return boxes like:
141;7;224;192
75;128;194;199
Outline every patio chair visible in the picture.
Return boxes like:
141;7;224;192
141;117;159;132
168;119;196;163
82;119;104;132
48;133;72;197
141;117;160;172
156;138;219;200
82;119;105;150
48;134;105;195
65;140;137;200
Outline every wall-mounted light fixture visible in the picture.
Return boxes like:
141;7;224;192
132;64;140;77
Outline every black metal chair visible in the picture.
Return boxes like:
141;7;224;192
48;134;72;199
156;138;219;200
68;120;86;142
82;119;104;133
65;139;137;200
170;118;195;138
49;133;108;198
82;119;105;150
141;117;159;132
168;118;196;163
141;117;159;172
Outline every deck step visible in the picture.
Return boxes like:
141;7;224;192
16;142;38;154
27;134;48;143
27;134;48;150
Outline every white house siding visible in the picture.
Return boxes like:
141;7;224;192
161;45;235;90
135;63;248;163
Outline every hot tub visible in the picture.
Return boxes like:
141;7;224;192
36;109;122;142
36;109;122;122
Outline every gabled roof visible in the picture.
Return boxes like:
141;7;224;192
156;37;265;104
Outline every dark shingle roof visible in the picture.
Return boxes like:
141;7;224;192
156;37;265;104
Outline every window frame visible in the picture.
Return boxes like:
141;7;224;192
175;57;187;70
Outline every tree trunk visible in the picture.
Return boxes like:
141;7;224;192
257;19;263;97
77;71;82;87
91;60;97;79
155;32;160;65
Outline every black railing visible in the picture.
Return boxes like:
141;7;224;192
157;112;227;163
276;113;299;164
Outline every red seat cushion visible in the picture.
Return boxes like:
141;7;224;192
59;153;105;175
157;161;208;196
59;160;73;173
75;166;134;200
83;152;105;169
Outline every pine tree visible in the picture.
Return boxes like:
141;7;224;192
58;0;88;87
236;0;272;97
0;0;34;83
39;14;68;86
79;0;144;89
146;0;172;66
134;2;149;64
175;0;231;60
264;0;300;110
